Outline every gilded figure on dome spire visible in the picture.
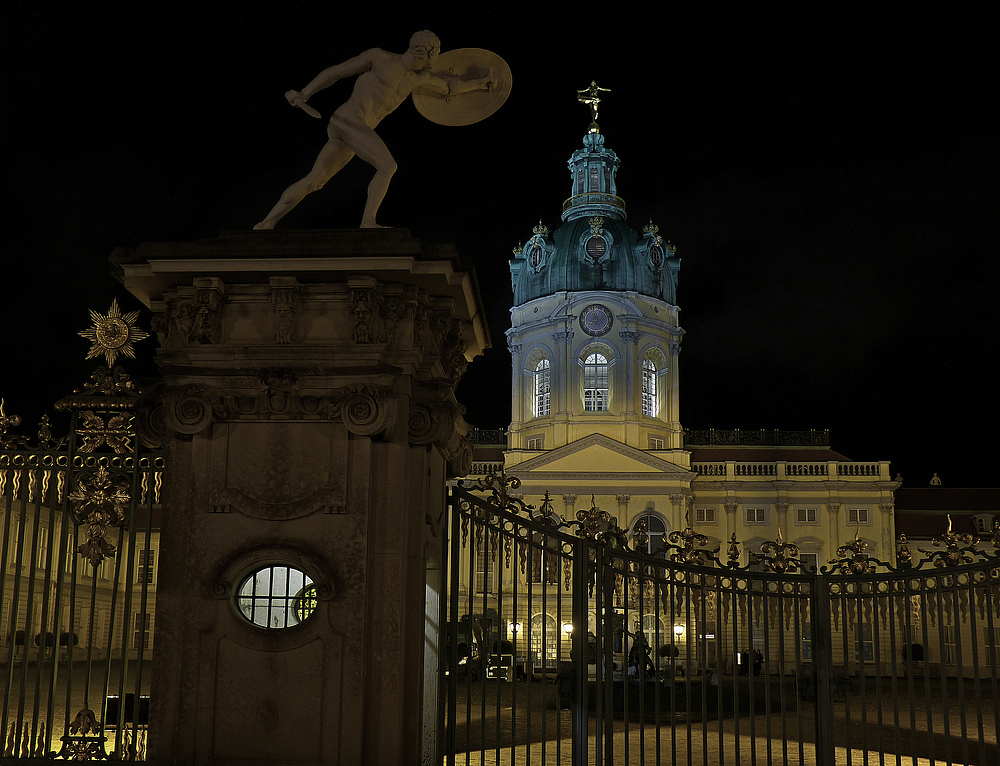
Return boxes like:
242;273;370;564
577;80;611;133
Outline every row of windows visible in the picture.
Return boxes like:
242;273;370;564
531;355;664;418
627;507;871;526
5;523;156;583
744;508;870;525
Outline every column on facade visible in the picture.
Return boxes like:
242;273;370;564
725;502;739;548
827;503;842;552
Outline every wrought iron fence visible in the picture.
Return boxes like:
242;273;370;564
1;303;161;762
442;472;1000;766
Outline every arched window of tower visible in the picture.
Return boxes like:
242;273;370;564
641;358;657;417
641;348;668;418
533;358;551;417
583;352;609;411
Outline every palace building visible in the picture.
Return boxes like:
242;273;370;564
460;102;903;672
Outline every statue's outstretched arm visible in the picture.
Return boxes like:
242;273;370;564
419;68;495;99
298;49;378;101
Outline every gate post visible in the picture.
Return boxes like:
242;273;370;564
112;230;487;765
571;535;589;766
810;570;837;765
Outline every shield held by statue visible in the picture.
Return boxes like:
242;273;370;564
412;48;512;126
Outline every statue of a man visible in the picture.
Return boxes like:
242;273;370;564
254;31;496;230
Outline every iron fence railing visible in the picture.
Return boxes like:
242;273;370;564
442;471;1000;766
1;362;162;762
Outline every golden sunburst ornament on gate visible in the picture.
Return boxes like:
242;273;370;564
78;299;149;366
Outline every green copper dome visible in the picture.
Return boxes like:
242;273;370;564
510;131;680;305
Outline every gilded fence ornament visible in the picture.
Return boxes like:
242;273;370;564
469;468;534;516
76;411;133;454
920;514;979;567
831;527;877;575
574;495;624;545
727;533;741;567
897;534;913;570
759;526;801;574
667;521;711;566
58;706;107;760
632;517;649;552
68;466;131;568
0;399;24;450
78;299;149;367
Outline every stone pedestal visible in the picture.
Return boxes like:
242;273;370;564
112;229;488;765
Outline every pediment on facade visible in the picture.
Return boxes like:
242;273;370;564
509;433;693;479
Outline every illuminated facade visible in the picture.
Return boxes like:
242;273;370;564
462;115;902;673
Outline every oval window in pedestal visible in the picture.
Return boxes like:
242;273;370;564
236;565;317;629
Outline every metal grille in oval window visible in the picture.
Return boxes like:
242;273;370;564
586;237;607;261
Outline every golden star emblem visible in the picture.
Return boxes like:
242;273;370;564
78;299;150;367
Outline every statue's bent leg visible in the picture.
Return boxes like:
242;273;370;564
254;140;355;230
338;121;397;228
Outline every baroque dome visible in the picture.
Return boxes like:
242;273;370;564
510;131;680;306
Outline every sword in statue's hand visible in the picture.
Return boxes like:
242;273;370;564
285;90;321;119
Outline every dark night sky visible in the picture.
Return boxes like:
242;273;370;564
2;4;997;487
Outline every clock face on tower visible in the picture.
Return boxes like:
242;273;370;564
580;304;614;337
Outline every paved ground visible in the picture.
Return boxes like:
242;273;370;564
447;675;999;765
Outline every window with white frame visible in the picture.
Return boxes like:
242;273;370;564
942;624;957;665
529;613;559;669
801;627;813;661
632;513;667;557
583;353;609;411
641;358;657;416
798;552;819;573
648;436;665;449
984;626;1000;667
973;514;995;534
745;508;766;525
132;613;152;650
37;528;48;569
529;520;561;585
533;358;551;417
475;544;497;593
695;508;716;524
136;549;156;584
855;623;874;663
641;613;668;650
796;508;818;524
848;508;870;524
526;436;544;450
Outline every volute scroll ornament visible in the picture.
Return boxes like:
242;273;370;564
340;390;392;437
447;436;474;479
163;389;215;436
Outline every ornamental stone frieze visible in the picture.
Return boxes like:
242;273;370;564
150;272;475;379
270;276;300;344
155;381;401;440
348;277;410;346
